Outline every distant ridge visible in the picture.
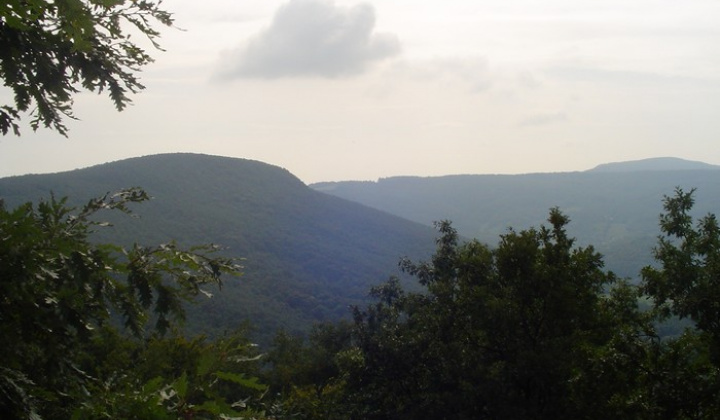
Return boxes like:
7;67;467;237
310;163;720;279
587;157;720;172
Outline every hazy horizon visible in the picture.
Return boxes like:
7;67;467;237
2;0;718;183
2;153;717;186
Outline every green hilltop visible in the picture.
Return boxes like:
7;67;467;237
0;153;437;343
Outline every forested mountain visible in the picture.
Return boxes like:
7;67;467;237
312;158;720;279
0;153;437;343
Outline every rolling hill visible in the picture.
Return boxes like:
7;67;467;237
312;158;720;279
0;153;438;344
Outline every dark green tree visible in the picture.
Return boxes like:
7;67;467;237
643;188;720;343
265;322;355;420
0;0;173;136
348;211;625;419
73;328;270;420
0;190;242;419
639;188;720;418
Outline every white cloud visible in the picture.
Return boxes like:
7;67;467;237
216;0;401;79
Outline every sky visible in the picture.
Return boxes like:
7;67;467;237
1;0;719;183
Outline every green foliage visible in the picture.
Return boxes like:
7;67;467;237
643;188;720;339
346;211;631;419
265;323;355;420
73;330;270;420
638;188;720;418
0;0;173;135
0;189;242;419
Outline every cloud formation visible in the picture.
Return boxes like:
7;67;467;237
217;0;401;79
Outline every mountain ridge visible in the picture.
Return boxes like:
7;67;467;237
0;153;438;343
312;158;720;189
310;164;720;279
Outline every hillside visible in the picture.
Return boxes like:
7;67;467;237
0;153;437;344
312;160;720;279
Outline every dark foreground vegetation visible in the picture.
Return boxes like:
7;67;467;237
2;187;720;419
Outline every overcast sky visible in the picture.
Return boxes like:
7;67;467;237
1;0;719;183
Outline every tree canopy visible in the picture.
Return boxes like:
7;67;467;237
345;211;626;419
0;190;252;419
0;0;173;136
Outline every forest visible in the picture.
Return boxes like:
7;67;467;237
3;186;720;419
